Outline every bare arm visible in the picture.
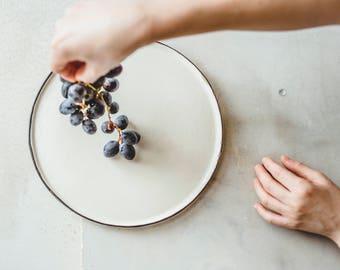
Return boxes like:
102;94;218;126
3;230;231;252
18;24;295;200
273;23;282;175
51;0;340;82
145;0;340;41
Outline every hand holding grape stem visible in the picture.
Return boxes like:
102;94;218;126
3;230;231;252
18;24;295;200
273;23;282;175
51;0;151;83
254;156;340;247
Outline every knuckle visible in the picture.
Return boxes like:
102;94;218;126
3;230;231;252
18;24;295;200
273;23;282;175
315;171;326;180
265;216;275;224
51;36;66;51
262;182;272;193
298;183;313;198
261;197;270;208
295;161;304;169
322;179;333;189
273;167;283;178
291;209;304;219
291;200;306;212
295;177;305;187
288;219;301;229
57;42;72;56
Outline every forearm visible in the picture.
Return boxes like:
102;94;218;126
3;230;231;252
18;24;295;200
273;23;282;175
143;0;340;42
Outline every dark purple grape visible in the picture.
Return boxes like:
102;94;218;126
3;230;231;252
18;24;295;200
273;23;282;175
133;131;141;143
114;115;128;130
82;119;97;135
103;78;119;92
61;82;72;98
109;102;119;114
59;99;79;115
84;87;96;103
119;143;136;160
92;76;105;89
68;84;85;103
70;111;84;126
121;131;138;145
87;100;105;119
103;140;120;158
101;121;115;134
86;87;96;95
101;91;112;105
84;96;95;105
105;65;123;78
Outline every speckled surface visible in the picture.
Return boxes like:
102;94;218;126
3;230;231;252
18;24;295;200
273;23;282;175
0;1;339;269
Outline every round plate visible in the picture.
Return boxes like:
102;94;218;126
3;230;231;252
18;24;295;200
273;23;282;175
29;43;223;227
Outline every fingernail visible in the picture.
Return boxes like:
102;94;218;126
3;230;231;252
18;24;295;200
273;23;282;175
253;204;258;209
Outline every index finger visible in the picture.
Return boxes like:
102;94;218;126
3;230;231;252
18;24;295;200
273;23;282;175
262;157;303;190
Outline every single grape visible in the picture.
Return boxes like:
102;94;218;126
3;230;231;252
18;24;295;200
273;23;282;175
103;77;119;92
132;131;141;143
68;84;85;103
87;100;105;119
84;88;96;105
103;140;120;158
121;131;138;145
114;115;129;130
84;95;95;105
105;65;123;78
70;111;84;126
101;91;112;105
120;143;136;160
101;120;115;134
109;102;119;114
59;99;79;115
92;76;105;89
61;81;72;98
82;119;97;135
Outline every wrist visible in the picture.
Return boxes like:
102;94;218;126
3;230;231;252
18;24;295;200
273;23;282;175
328;187;340;248
133;1;155;47
329;226;340;248
142;0;206;42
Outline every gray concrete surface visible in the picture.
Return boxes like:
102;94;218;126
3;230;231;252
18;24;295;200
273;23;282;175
0;0;339;269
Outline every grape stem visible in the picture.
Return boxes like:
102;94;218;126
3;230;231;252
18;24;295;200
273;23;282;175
80;82;123;143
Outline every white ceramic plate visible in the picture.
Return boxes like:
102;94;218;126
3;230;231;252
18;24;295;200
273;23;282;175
29;43;223;227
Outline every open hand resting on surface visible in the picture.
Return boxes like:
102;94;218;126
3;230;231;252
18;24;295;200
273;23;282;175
254;156;340;247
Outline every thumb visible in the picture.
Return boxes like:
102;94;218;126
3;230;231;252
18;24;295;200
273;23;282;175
58;61;85;83
75;62;103;83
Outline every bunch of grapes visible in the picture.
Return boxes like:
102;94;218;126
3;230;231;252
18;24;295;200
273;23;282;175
58;65;141;160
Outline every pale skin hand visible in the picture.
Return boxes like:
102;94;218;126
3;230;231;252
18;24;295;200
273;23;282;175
51;0;150;82
51;0;340;82
254;156;340;247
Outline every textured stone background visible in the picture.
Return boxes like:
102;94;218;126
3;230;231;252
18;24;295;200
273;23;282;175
0;0;339;269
